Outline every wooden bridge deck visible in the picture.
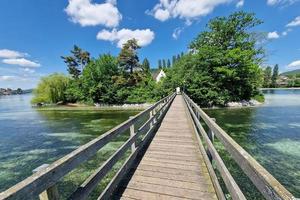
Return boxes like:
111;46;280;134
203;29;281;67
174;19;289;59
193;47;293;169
114;95;218;200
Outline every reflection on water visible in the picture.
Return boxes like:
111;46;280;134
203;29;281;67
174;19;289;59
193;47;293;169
0;94;138;193
206;89;300;198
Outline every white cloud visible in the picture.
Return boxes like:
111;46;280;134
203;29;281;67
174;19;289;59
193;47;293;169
0;49;27;59
154;9;170;21
148;0;234;23
0;75;16;81
267;0;299;6
288;60;300;68
282;28;292;36
2;58;41;67
286;16;300;27
97;28;155;48
172;27;184;39
65;0;122;27
267;31;280;39
22;68;36;73
236;0;244;7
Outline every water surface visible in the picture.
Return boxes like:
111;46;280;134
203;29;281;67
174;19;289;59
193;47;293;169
0;94;138;194
205;89;300;199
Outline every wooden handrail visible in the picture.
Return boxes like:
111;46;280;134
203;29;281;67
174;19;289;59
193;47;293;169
0;93;176;200
184;96;246;200
183;93;296;200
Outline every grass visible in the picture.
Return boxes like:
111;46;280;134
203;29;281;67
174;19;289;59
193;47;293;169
253;94;265;103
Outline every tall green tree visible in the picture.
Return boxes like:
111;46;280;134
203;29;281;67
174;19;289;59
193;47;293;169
162;59;166;68
118;39;141;74
163;11;264;106
158;59;162;69
81;54;119;103
61;45;90;79
167;59;171;68
263;66;272;87
172;55;176;66
142;58;150;73
271;64;279;87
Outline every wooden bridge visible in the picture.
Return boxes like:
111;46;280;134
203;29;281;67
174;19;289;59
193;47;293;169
0;93;297;200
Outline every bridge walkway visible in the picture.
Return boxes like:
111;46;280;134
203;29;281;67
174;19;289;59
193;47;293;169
113;95;218;200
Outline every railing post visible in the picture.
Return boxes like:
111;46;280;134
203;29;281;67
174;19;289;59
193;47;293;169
129;116;136;152
150;110;153;129
32;164;59;200
153;107;157;124
207;118;216;162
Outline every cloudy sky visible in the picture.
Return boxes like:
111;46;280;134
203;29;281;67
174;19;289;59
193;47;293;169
0;0;300;89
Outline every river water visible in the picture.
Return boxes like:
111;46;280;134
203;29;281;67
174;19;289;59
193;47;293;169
0;90;299;199
0;94;138;196
206;89;300;199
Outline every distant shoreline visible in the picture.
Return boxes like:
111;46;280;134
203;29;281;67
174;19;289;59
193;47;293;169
260;87;300;90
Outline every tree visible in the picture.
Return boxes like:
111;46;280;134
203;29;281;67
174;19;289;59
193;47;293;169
62;45;90;79
162;11;264;106
142;58;150;73
271;64;279;87
172;55;176;66
81;54;119;103
167;59;171;68
32;73;70;104
158;59;162;69
263;66;272;88
118;39;141;74
16;88;23;94
162;59;166;68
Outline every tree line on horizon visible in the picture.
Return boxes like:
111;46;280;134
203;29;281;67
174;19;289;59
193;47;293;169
157;53;184;69
32;11;269;107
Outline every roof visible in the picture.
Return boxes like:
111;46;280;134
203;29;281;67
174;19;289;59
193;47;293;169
151;68;163;79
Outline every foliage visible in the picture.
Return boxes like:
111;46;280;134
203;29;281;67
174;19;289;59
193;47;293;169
281;69;300;77
33;12;266;107
271;64;279;87
61;45;90;79
253;93;265;103
263;66;272;88
142;58;150;73
161;11;264;106
32;73;70;104
118;39;141;74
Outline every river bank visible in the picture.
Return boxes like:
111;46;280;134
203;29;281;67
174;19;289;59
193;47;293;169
33;102;151;111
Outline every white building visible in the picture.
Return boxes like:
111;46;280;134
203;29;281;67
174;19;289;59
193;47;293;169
152;69;166;83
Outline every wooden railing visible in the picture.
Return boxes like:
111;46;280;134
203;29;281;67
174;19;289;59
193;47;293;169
0;93;176;200
183;93;296;200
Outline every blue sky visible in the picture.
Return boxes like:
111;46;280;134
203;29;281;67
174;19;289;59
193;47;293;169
0;0;300;89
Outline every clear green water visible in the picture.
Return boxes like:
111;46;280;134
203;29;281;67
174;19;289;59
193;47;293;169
205;89;300;199
1;90;299;199
0;94;139;196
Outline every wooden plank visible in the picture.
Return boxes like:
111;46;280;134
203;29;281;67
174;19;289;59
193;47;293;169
120;189;184;200
132;170;206;183
123;182;217;200
183;99;226;200
184;93;296;200
127;176;214;192
98;94;175;200
136;164;208;176
117;96;218;200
